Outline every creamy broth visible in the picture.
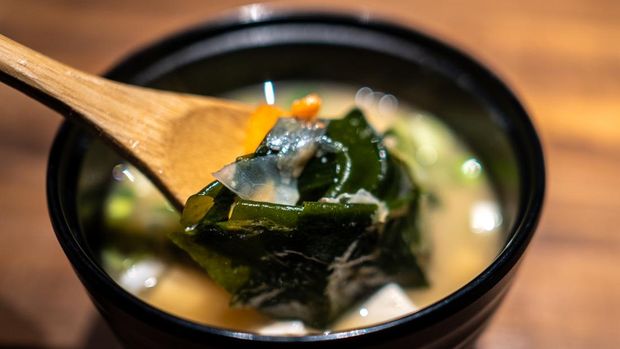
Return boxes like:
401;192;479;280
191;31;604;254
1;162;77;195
94;81;504;334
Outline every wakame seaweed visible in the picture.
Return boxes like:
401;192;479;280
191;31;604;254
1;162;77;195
170;108;428;328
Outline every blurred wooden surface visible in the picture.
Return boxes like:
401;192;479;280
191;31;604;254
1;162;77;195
0;1;618;348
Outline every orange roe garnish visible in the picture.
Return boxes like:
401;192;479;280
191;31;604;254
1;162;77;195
290;93;322;121
244;104;285;153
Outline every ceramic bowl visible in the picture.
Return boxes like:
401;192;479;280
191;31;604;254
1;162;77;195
47;8;544;349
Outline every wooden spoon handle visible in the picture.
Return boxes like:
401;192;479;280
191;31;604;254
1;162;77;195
0;34;248;142
0;34;113;116
0;34;254;208
0;34;165;132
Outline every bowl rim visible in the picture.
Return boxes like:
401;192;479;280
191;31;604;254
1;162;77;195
47;6;545;344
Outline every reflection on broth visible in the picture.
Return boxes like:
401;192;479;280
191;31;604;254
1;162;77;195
91;81;503;335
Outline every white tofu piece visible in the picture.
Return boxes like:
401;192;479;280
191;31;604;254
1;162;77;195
333;283;418;331
256;320;308;336
117;259;165;294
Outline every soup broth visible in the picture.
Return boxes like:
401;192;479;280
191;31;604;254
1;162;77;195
85;81;504;335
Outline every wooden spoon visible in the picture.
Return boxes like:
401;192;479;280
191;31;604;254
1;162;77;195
0;34;254;210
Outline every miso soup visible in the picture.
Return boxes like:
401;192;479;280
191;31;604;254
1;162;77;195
82;81;504;335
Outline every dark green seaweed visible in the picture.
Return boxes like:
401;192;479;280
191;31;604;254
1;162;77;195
171;108;427;328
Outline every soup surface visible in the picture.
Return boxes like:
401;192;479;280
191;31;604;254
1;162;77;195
84;81;504;335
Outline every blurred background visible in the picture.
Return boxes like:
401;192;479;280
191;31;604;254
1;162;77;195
0;0;618;348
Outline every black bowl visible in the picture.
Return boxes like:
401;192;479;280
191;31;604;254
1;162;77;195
47;8;544;349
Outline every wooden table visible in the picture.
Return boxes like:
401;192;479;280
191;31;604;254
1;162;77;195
0;1;618;348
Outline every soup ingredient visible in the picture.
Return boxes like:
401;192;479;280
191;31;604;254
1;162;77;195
243;93;321;154
170;106;427;328
244;105;285;154
215;116;327;205
335;283;418;330
290;93;322;120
